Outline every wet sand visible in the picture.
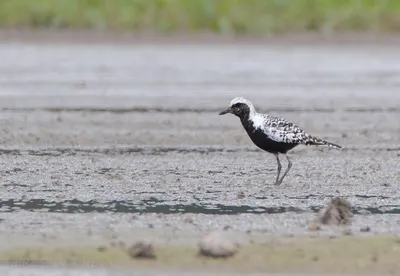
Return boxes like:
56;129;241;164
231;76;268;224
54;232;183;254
2;236;400;275
0;32;400;275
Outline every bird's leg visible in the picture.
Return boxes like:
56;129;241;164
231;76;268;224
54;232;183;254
276;154;292;185
272;153;282;185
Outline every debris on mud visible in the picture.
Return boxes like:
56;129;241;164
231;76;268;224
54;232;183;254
183;217;194;224
147;223;154;229
223;225;232;230
360;226;371;232
96;246;107;252
198;231;238;258
342;228;353;236
127;241;156;259
316;197;353;226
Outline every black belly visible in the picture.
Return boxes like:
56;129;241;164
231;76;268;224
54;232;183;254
245;127;298;154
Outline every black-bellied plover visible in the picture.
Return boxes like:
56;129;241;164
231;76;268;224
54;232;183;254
219;97;341;185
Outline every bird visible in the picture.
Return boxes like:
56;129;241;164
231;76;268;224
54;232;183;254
219;97;341;185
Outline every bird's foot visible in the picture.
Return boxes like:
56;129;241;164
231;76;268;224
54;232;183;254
273;180;282;186
266;179;282;186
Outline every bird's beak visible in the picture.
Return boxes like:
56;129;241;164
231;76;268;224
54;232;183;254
219;107;232;115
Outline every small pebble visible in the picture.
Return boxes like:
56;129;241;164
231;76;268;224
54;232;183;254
308;224;321;231
223;225;231;230
342;229;352;236
128;241;156;259
360;226;371;232
97;246;107;253
198;232;238;258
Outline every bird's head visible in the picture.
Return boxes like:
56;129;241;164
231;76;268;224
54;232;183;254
219;97;255;118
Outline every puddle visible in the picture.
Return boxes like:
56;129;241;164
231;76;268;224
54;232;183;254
0;199;399;215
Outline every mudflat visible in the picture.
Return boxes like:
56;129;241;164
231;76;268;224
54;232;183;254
0;32;399;275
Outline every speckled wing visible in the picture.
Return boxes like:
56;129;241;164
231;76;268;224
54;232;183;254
262;115;312;144
251;113;341;149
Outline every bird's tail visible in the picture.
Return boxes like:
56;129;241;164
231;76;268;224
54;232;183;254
305;136;342;149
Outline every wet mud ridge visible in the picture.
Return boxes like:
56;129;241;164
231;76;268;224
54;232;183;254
2;106;400;113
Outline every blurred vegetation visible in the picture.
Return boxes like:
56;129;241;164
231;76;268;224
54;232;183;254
0;0;399;34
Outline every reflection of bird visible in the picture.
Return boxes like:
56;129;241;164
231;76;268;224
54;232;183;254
219;97;341;185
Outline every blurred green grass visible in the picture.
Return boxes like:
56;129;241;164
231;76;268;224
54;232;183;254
0;0;399;34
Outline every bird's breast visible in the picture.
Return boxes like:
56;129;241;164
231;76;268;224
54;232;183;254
251;115;265;130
